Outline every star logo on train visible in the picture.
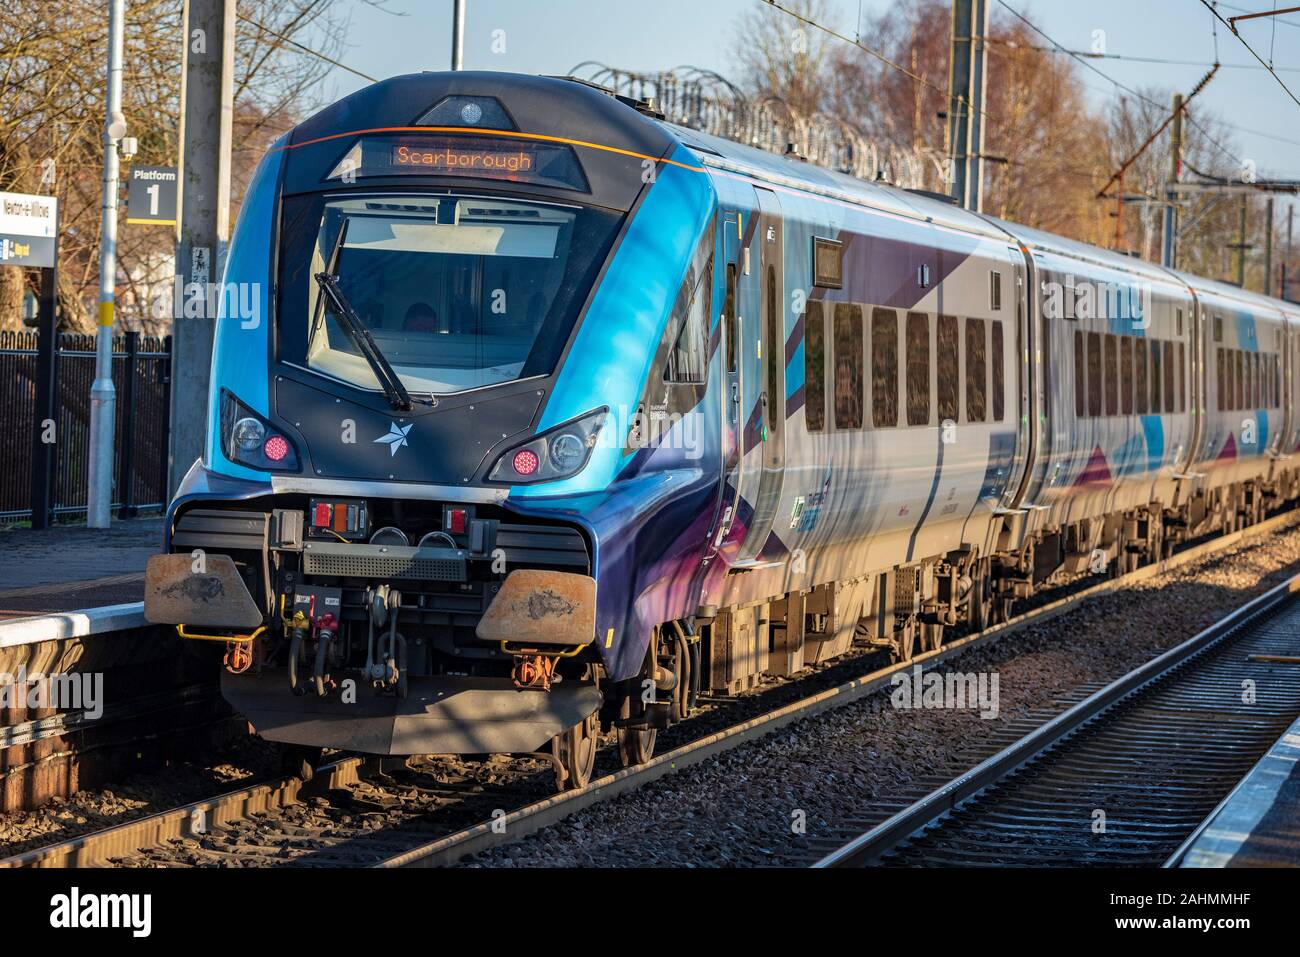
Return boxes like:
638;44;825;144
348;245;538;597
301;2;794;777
374;421;413;457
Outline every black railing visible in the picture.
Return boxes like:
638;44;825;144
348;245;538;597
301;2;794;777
0;330;172;525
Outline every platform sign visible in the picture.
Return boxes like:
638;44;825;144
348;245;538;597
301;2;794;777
126;165;178;226
0;191;57;268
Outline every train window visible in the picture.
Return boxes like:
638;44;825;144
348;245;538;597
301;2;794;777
991;320;1005;421
938;314;960;423
1176;309;1183;336
1135;339;1149;415
812;237;844;289
1216;348;1225;411
906;312;930;426
833;303;864;429
724;264;738;374
1275;355;1282;407
805;300;826;432
1224;349;1235;410
1064;278;1077;320
1151;339;1163;413
293;193;622;394
872;309;900;428
1181;344;1188;412
665;252;713;385
1163;341;1175;413
1074;330;1087;417
1232;351;1242;410
990;271;1003;311
1120;337;1134;415
1086;331;1102;417
1213;315;1223;342
1104;335;1118;416
1256;353;1264;408
966;317;987;422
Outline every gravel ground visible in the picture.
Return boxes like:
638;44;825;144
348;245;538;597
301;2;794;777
0;736;281;857
464;525;1300;868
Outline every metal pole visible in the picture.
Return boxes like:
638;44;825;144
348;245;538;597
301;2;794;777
946;0;988;211
29;212;59;531
169;0;235;496
1236;196;1248;287
451;0;466;70
1264;196;1274;297
87;0;125;528
1162;93;1183;269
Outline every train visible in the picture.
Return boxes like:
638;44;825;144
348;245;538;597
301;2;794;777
144;71;1300;789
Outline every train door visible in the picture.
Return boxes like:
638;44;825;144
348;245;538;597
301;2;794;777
706;211;744;556
1184;290;1205;468
734;186;786;563
999;246;1034;509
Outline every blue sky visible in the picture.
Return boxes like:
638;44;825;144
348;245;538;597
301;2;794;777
314;1;1299;215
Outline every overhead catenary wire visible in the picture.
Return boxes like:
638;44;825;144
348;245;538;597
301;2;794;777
1200;0;1300;109
996;0;1246;170
236;10;379;84
760;0;997;124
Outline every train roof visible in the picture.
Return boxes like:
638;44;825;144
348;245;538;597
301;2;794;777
284;72;1298;320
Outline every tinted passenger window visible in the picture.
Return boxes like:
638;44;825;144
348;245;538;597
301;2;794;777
1120;337;1134;415
906;312;930;427
991;320;1005;422
938;314;959;422
805;300;825;432
1135;339;1149;414
1151;339;1163;413
1074;330;1086;417
1087;331;1102;418
833;303;863;429
1104;334;1118;416
966;317;986;422
1163;341;1175;413
872;308;899;428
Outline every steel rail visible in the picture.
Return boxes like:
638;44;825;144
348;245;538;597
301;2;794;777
813;571;1300;867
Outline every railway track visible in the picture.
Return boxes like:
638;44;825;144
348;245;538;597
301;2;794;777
815;573;1300;868
5;509;1300;869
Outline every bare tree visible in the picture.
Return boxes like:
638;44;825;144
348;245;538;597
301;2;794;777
0;0;363;333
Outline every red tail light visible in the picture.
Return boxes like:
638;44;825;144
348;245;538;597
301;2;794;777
264;435;290;462
513;450;539;476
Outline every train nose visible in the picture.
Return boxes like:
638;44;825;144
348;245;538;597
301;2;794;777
272;374;544;486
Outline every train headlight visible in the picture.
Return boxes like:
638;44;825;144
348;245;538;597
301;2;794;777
549;432;586;472
232;417;265;452
219;390;300;472
488;408;606;485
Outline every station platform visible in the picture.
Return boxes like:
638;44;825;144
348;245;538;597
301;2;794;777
1177;712;1300;867
0;517;161;642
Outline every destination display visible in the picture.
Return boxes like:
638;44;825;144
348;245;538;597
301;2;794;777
330;134;588;191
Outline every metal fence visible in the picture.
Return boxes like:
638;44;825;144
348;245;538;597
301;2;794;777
0;330;171;524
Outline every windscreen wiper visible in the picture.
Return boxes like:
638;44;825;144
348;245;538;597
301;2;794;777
314;272;417;412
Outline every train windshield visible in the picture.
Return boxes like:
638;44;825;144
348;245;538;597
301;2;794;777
297;193;619;394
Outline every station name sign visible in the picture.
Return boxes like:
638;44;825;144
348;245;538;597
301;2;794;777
0;190;57;268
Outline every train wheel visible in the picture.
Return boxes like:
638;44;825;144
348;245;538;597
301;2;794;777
618;726;656;767
280;745;323;782
969;566;991;632
552;713;598;791
892;623;917;663
920;623;943;654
